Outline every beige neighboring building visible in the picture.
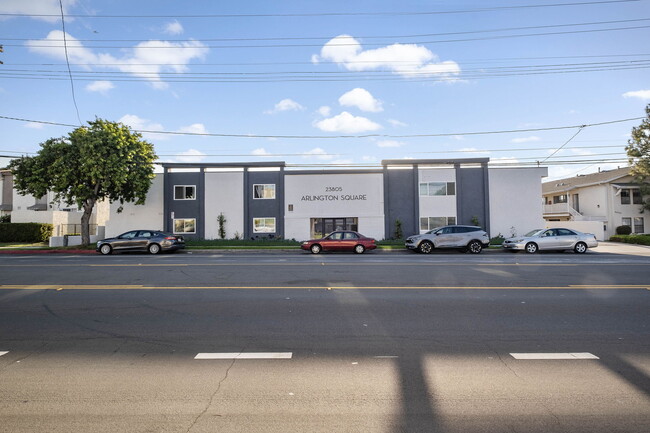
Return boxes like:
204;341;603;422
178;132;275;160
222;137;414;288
542;167;647;239
0;169;12;218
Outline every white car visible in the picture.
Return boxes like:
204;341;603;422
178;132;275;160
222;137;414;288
502;228;598;254
405;225;490;254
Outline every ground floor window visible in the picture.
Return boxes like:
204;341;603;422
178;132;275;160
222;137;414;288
253;217;276;233
420;216;456;232
310;217;358;238
634;217;644;233
174;218;196;234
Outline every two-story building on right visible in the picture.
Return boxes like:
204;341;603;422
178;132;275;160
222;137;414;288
542;167;647;240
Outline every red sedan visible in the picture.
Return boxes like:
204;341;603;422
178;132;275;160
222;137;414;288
301;230;377;254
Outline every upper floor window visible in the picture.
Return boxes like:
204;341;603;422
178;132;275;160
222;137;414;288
621;189;631;205
174;185;196;200
254;184;276;199
633;189;643;205
419;182;455;196
553;195;567;204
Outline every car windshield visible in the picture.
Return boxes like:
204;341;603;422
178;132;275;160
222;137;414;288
525;229;545;237
426;228;442;234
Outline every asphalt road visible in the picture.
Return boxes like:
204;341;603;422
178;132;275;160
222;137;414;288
0;250;649;432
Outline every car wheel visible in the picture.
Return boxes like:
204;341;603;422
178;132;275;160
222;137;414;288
148;243;161;255
574;242;588;254
99;244;112;255
418;241;433;254
354;244;365;254
525;242;538;254
467;240;483;254
310;244;322;254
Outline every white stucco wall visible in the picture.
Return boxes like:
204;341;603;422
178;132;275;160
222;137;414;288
204;171;245;239
418;168;457;230
489;167;548;238
104;175;164;238
284;173;385;240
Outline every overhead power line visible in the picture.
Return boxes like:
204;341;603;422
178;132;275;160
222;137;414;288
0;0;641;19
58;0;82;125
0;115;642;139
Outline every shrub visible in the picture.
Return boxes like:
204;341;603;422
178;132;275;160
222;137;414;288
615;225;632;235
490;234;506;246
0;214;10;223
610;234;650;245
0;223;53;242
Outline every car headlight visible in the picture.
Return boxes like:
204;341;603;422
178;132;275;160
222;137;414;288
302;241;309;245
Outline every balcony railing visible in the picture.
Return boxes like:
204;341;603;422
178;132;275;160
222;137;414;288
543;203;606;221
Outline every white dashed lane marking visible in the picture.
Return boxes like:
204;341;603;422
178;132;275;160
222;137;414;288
195;352;293;360
510;352;599;360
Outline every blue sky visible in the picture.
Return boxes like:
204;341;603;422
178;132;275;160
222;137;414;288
1;0;649;180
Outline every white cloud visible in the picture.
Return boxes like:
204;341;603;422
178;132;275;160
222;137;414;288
0;0;78;23
176;149;206;163
27;31;208;89
388;119;408;127
85;80;114;94
303;148;334;160
313;111;382;134
623;90;650;100
314;34;460;80
362;155;378;162
252;148;272;156
164;20;184;35
265;98;305;114
177;123;208;134
317;106;331;117
511;136;541;144
377;140;405;148
338;88;383;112
24;122;45;129
118;114;167;140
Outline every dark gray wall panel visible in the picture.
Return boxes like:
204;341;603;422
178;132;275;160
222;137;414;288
455;166;490;231
245;170;284;239
384;168;418;239
166;171;204;238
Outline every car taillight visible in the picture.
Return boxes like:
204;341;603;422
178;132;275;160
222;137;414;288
165;236;176;240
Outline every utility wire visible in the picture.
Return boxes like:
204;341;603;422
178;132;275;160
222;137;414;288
1;0;641;19
541;127;585;163
58;0;82;125
0;115;642;139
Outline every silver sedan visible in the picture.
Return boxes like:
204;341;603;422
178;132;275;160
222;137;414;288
502;228;598;254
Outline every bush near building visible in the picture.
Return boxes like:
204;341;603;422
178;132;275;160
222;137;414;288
616;225;633;235
0;223;53;242
610;234;650;246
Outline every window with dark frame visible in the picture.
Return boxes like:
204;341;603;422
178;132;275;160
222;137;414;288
174;185;196;200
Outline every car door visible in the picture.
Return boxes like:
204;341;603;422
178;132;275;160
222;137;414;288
134;231;154;251
340;231;359;251
556;228;578;249
112;231;139;251
321;232;343;251
434;227;457;247
537;229;559;250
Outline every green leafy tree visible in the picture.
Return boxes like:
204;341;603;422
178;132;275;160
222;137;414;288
9;119;157;245
626;104;650;211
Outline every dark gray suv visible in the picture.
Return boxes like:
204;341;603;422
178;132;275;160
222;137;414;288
405;225;490;254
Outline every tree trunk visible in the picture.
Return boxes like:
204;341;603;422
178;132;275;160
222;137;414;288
80;199;95;246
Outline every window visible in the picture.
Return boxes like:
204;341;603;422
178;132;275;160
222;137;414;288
420;216;456;231
343;232;359;239
633;189;643;205
253;217;276;233
621;189;631;205
174;218;196;234
253;184;276;199
288;204;294;212
419;182;456;196
634;217;644;233
622;217;632;228
174;185;196;200
553;195;567;204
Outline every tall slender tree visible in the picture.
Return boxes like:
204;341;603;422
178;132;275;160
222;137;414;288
9;119;157;245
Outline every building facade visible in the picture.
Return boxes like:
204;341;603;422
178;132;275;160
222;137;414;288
136;158;548;241
542;167;647;239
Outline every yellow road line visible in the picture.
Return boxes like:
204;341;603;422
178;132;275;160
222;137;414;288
0;285;648;290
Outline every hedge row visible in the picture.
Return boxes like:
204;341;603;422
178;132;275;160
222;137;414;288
0;223;54;242
609;234;650;246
